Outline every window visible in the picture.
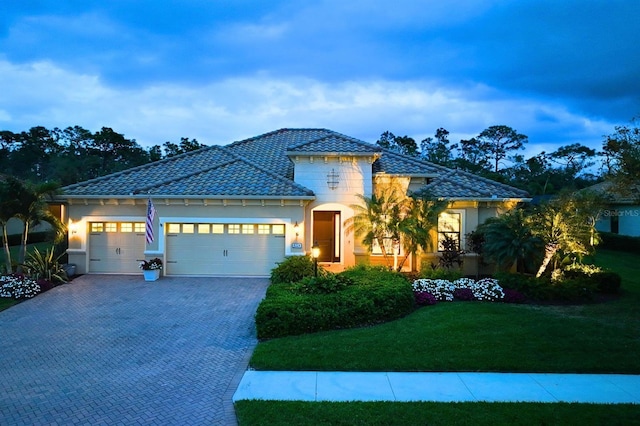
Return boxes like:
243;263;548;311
371;235;402;256
438;212;461;251
272;224;285;235
105;223;117;233
91;223;103;232
182;224;195;234
242;224;254;234
211;224;224;234
121;223;133;233
228;224;240;234
198;224;210;234
257;224;270;234
134;223;145;233
167;223;181;234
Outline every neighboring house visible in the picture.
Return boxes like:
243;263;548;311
589;181;640;237
56;128;530;276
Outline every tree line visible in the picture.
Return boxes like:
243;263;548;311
0;126;206;186
376;121;639;196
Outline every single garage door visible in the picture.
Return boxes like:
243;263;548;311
165;223;285;276
89;222;146;273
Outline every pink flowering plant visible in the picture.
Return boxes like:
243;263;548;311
139;258;163;271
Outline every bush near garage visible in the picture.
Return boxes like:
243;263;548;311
256;265;414;339
270;255;320;284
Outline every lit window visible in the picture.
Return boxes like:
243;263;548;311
134;223;145;233
105;223;117;233
272;224;285;235
91;223;103;232
257;224;270;234
242;224;254;234
228;224;240;234
198;224;210;234
438;212;461;251
167;223;180;234
121;223;133;233
211;224;224;234
182;224;195;234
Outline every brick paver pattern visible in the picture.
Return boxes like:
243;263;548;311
0;275;269;425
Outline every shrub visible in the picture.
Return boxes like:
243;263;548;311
599;232;640;252
414;291;437;306
592;271;622;294
270;255;320;284
298;274;354;294
36;279;55;292
412;279;455;301
22;247;68;283
420;263;464;281
502;288;526;304
453;288;475;301
0;274;41;299
494;272;597;302
256;265;414;339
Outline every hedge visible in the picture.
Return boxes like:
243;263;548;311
256;266;414;339
599;232;640;252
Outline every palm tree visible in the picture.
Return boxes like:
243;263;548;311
0;176;21;273
10;179;65;272
396;194;448;270
344;187;405;269
528;192;600;277
477;209;543;273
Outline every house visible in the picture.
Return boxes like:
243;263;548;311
589;181;640;237
57;128;530;276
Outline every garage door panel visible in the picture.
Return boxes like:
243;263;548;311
89;223;145;274
165;224;285;276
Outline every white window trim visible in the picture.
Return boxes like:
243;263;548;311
437;209;466;252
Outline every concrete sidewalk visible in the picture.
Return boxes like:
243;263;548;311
233;371;640;404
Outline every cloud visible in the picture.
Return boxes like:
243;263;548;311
0;59;618;154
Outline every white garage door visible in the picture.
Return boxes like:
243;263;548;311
89;222;146;273
165;223;285;276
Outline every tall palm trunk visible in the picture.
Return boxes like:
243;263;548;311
536;242;558;278
1;224;12;273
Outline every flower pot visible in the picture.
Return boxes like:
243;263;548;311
143;269;161;282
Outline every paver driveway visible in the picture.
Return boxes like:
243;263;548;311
0;275;269;425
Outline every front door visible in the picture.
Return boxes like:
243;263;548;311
313;211;340;263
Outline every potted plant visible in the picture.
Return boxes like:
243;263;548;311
139;258;163;281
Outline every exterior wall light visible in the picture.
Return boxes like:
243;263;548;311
327;168;339;190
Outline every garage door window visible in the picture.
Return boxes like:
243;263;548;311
228;224;240;234
212;224;224;234
197;224;209;234
105;223;117;232
182;224;195;234
242;224;254;234
91;223;104;232
258;224;270;234
272;224;285;235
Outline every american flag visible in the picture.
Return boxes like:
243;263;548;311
146;198;156;244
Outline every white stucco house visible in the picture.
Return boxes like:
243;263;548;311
56;128;530;276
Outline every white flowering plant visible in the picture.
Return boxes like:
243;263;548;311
0;274;42;300
139;258;163;271
413;277;506;304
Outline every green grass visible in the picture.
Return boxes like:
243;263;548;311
236;401;640;426
0;297;19;312
239;249;640;425
250;250;640;373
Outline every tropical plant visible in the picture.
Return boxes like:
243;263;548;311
139;258;163;271
22;246;68;283
7;178;65;273
476;209;543;273
528;192;602;277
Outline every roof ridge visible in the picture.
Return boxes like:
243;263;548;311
377;147;452;171
133;155;240;194
451;168;530;196
219;146;315;195
62;145;220;190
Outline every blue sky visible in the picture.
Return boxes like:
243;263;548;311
1;1;638;158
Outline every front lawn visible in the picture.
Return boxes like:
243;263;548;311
250;249;640;373
238;249;640;425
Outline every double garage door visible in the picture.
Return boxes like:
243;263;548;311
88;221;286;276
165;223;286;276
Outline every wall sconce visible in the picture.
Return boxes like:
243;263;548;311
311;241;320;277
69;221;78;235
327;168;339;190
293;221;299;237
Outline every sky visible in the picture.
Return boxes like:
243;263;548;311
1;1;639;159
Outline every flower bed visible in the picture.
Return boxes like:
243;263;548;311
412;277;517;306
0;274;42;299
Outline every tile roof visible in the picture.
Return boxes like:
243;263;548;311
583;181;640;204
61;128;529;200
